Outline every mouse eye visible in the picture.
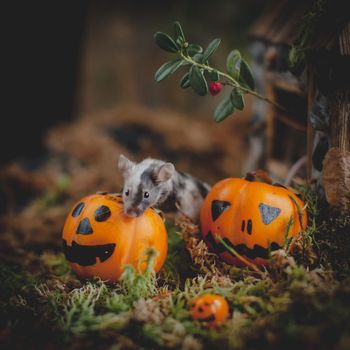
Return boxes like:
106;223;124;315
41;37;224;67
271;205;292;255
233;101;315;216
144;191;149;198
125;189;130;196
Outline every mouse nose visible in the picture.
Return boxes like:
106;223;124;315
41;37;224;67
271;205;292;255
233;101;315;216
125;208;142;217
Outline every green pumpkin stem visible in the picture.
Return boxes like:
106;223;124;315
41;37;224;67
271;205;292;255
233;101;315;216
215;235;262;274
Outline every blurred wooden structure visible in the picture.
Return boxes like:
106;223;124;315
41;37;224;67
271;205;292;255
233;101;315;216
248;0;350;209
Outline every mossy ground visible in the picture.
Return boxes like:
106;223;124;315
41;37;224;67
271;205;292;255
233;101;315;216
1;110;350;349
1;186;350;350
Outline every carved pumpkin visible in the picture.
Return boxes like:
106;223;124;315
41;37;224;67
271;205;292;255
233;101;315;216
200;178;307;266
190;294;229;328
62;193;167;282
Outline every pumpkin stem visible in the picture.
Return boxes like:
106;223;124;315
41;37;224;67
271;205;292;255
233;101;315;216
288;194;306;229
283;216;294;248
244;170;273;185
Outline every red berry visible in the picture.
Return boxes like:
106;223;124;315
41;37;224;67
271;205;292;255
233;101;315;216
209;82;222;96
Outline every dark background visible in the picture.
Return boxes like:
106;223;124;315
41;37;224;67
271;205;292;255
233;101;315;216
2;1;88;163
1;0;265;165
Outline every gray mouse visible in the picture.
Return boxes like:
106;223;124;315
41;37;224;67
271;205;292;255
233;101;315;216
118;154;211;222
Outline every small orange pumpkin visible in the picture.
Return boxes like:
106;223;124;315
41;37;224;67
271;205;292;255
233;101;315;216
200;178;307;266
62;193;167;282
190;294;229;328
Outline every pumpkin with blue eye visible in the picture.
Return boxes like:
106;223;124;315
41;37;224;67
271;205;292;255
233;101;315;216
200;178;307;266
62;193;168;282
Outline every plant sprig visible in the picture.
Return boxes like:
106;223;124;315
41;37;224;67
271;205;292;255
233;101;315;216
154;21;281;122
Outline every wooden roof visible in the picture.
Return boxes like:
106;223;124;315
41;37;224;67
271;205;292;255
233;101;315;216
250;0;316;46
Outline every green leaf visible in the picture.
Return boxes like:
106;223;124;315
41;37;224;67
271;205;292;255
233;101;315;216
154;59;184;82
154;32;179;53
187;44;203;56
226;50;241;79
214;94;235;122
239;59;255;90
209;70;219;82
174;21;185;41
189;66;208;96
230;89;245;110
176;36;184;47
180;72;190;88
203;38;221;61
193;53;204;63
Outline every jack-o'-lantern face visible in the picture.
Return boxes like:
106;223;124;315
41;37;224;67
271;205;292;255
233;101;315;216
190;294;229;328
200;178;307;265
62;194;168;282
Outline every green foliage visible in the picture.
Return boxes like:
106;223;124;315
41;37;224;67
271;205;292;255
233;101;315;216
187;44;203;56
63;284;133;335
214;94;235;122
238;59;255;90
154;21;268;123
40;249;160;337
154;58;184;82
202;38;221;61
189;65;208;96
173;21;185;42
36;173;71;208
40;252;72;280
284;216;294;249
154;32;179;53
288;0;328;75
209;69;219;82
297;184;319;223
119;248;159;303
226;49;241;79
180;72;190;88
230;89;245;111
2;187;350;349
160;222;195;286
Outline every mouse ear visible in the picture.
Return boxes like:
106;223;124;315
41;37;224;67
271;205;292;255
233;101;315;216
118;154;135;177
155;163;175;182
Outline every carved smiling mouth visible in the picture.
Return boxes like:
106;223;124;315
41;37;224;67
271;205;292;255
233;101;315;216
62;239;116;266
205;231;282;260
198;314;216;323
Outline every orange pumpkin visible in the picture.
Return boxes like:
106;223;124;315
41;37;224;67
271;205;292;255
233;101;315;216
62;193;167;282
190;294;229;328
200;178;307;266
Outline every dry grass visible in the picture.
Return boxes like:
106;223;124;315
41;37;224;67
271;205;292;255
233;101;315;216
1;107;350;349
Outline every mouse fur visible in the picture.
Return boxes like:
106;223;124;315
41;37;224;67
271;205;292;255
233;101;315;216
118;154;210;222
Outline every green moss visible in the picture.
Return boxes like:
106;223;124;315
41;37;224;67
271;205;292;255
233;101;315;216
161;221;197;286
289;0;328;73
1;186;350;349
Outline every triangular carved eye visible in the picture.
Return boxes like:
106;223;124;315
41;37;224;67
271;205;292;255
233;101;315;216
211;200;231;221
259;203;281;224
76;217;93;234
